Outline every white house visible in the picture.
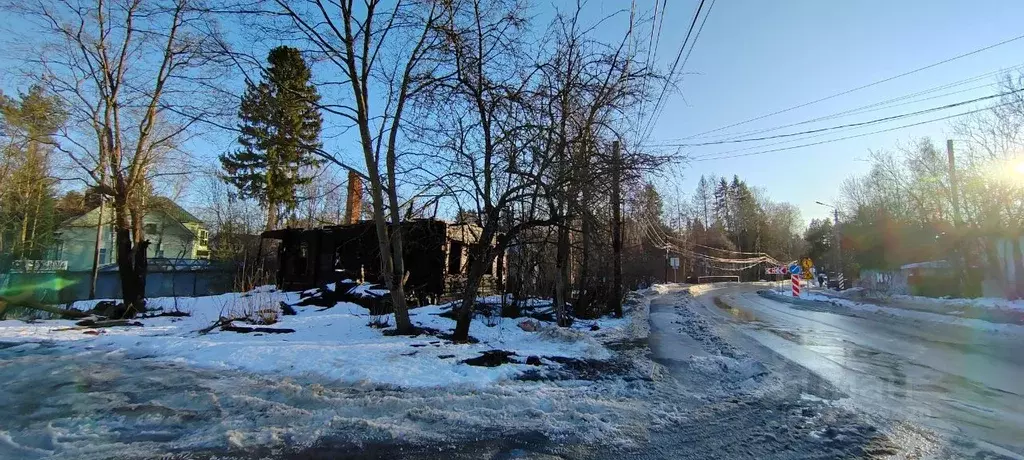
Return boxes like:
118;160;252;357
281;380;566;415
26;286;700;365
52;197;210;272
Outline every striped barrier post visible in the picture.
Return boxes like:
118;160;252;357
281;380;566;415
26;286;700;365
838;273;845;290
792;274;801;297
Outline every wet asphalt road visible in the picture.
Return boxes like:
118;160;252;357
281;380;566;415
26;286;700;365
690;283;1024;458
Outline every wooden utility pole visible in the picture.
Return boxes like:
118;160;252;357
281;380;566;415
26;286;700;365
664;247;669;283
832;207;841;278
610;140;623;317
947;139;964;295
947;140;962;226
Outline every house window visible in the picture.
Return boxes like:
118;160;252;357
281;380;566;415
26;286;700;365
198;229;208;247
144;223;159;236
447;241;463;274
99;248;107;265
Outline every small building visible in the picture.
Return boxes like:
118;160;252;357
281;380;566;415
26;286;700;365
261;219;504;300
52;197;210;272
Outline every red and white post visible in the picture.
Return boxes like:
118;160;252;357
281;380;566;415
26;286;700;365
791;274;801;297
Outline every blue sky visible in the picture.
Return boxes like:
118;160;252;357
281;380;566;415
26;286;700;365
4;0;1024;227
618;0;1024;223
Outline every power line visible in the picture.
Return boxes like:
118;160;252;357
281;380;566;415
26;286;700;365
636;0;669;136
679;82;1001;159
641;0;707;139
637;212;783;266
652;87;1023;148
655;62;1024;144
679;32;1024;140
690;103;1006;162
643;0;717;140
678;0;715;81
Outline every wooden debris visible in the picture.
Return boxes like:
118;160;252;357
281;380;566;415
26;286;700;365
74;318;142;328
0;293;89;319
221;324;295;334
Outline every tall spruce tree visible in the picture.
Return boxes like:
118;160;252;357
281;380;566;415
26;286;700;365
220;46;322;231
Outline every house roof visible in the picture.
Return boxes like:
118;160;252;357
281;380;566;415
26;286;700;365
148;197;202;224
58;196;202;229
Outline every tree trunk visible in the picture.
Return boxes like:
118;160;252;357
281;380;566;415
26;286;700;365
89;200;105;300
385;151;413;333
554;220;571;326
609;141;623;317
453;222;498;342
18;202;29;259
266;197;278;231
113;200;145;318
573;141;592;318
27;182;43;254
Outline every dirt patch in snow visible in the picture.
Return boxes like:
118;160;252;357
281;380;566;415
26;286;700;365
461;350;518;367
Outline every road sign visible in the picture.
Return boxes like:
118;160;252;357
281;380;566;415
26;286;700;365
788;263;801;275
669;257;680;269
791;274;801;297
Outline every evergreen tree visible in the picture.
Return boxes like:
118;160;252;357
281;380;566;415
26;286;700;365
0;84;66;262
692;175;713;228
713;177;731;230
220;46;322;231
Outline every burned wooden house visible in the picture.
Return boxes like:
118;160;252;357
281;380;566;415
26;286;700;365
261;219;504;300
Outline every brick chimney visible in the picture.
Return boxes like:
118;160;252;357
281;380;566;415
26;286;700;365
344;170;362;224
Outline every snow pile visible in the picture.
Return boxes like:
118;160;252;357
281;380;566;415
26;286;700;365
803;292;1024;334
887;293;1024;312
0;287;634;388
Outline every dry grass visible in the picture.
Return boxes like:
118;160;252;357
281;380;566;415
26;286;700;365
222;288;281;325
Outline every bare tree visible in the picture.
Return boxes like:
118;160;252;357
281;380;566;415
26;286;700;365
5;0;232;315
253;0;449;334
422;0;663;339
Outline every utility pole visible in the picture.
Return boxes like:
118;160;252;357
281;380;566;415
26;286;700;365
947;139;964;295
832;207;840;279
610;140;623;317
664;247;669;284
947;139;962;227
816;200;842;281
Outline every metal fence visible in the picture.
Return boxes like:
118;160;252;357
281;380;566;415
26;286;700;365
1;269;235;304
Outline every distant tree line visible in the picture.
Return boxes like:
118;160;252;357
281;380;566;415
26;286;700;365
822;74;1024;298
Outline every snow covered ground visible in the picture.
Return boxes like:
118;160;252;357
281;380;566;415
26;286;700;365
0;286;634;388
0;287;681;459
799;291;1024;334
884;293;1024;312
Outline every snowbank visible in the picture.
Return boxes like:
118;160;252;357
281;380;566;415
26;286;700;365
886;293;1024;312
802;292;1024;334
0;287;635;388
